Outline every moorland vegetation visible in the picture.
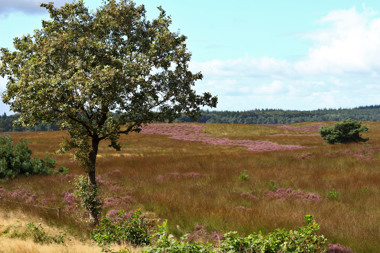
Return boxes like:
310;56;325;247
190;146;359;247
0;0;378;252
0;121;378;252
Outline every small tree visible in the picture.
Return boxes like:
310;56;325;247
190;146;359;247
319;119;369;144
0;0;217;223
0;136;57;179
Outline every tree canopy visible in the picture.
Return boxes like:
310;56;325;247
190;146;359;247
0;0;217;222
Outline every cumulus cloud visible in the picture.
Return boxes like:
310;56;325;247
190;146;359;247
296;6;380;74
191;5;380;110
0;0;67;15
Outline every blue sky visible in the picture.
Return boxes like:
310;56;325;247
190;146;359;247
1;0;380;114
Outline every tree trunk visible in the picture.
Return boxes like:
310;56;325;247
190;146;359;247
88;136;100;225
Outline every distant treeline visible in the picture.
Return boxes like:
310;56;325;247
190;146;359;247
175;105;380;124
1;105;380;132
0;114;59;132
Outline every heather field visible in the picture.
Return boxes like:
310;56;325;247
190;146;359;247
1;122;380;252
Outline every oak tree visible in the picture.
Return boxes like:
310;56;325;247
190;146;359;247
0;0;217;223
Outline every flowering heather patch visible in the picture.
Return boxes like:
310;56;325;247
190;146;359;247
106;209;119;217
240;192;259;201
278;123;323;132
184;224;224;243
4;187;35;202
156;172;202;182
64;173;75;180
327;243;354;253
40;196;58;205
329;146;379;161
102;194;133;210
62;192;75;205
210;231;224;242
106;169;121;177
61;192;79;212
264;188;322;202
95;175;107;184
142;124;305;151
296;152;313;159
103;197;116;208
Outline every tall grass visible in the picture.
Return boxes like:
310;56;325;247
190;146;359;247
0;121;379;252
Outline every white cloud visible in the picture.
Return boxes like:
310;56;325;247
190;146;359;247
0;0;67;15
297;6;380;74
1;5;380;112
256;80;287;95
191;6;380;110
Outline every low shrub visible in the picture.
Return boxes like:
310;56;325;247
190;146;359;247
0;135;62;179
144;220;213;253
26;222;66;244
326;189;340;201
91;209;151;247
319;119;369;144
219;215;326;252
145;215;327;252
238;170;249;181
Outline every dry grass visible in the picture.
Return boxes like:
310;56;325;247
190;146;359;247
0;208;145;252
0;208;103;253
1;121;379;252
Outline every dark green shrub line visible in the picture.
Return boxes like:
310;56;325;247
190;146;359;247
144;215;327;253
91;211;334;253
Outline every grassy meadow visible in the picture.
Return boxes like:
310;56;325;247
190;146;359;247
0;121;380;252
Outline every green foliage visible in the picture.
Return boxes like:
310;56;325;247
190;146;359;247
26;222;66;244
74;175;103;221
0;0;216;224
58;166;69;174
218;215;326;252
326;189;340;201
0;0;217;172
91;209;151;247
319;119;369;144
0;135;58;179
238;170;249;181
145;216;326;252
144;220;213;253
268;180;278;191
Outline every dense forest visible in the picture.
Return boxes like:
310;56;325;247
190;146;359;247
1;105;380;132
175;105;380;124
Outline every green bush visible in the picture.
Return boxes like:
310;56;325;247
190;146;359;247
219;215;326;252
91;209;151;247
238;170;249;181
326;189;340;201
26;222;66;244
0;135;59;179
145;215;326;253
319;119;369;144
144;220;213;253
